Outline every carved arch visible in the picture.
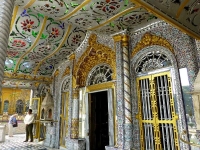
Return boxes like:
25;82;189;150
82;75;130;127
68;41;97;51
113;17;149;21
131;33;174;57
73;34;116;88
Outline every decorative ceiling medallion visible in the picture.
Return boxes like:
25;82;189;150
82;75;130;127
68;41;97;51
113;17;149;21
14;16;48;73
73;34;116;88
33;25;72;75
32;0;68;18
131;33;174;57
88;6;140;31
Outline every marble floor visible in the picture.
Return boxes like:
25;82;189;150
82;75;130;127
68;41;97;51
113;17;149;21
0;134;59;150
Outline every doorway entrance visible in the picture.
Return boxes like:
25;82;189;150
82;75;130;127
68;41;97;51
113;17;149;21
89;91;109;150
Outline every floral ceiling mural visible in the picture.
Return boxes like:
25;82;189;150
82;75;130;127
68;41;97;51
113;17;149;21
3;0;200;88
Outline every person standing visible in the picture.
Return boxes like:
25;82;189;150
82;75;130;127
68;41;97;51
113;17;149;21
24;109;34;142
8;114;18;137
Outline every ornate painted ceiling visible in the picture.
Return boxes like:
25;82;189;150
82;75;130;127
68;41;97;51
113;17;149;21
3;0;200;88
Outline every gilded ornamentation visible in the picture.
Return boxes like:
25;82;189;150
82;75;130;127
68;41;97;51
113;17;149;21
73;88;79;99
62;67;70;78
71;118;79;138
4;72;52;82
122;34;129;47
113;35;122;42
131;33;174;57
69;53;75;60
54;69;59;78
34;82;40;88
74;34;116;88
86;82;115;92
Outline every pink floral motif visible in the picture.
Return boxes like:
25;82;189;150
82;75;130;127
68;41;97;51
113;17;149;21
7;51;19;58
49;28;59;38
12;39;26;47
21;19;34;32
72;34;82;46
96;0;120;14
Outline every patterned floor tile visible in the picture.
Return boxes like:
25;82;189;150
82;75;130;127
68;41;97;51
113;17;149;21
0;134;59;150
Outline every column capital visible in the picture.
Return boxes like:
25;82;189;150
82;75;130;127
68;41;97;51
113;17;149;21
73;88;79;99
112;34;129;46
113;35;122;42
121;34;129;47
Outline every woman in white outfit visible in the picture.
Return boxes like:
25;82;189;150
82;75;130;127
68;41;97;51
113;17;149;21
8;114;18;137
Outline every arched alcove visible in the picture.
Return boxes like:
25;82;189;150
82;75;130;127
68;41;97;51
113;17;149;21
131;45;186;150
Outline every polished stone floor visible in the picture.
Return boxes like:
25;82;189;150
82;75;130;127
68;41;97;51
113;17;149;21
0;134;59;150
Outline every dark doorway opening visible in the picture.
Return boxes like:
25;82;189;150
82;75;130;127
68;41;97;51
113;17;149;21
90;91;109;150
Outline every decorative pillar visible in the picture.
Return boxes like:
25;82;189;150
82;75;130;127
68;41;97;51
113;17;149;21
71;88;79;138
121;34;133;149
0;0;15;94
113;35;125;149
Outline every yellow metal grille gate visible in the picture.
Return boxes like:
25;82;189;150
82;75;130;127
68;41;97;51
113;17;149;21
136;72;179;150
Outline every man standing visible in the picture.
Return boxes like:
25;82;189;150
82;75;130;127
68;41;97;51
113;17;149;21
24;109;34;142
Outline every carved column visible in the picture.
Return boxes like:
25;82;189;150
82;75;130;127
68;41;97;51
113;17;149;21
71;88;79;138
113;34;133;149
121;34;133;149
0;0;15;94
113;35;125;149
